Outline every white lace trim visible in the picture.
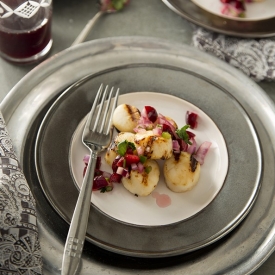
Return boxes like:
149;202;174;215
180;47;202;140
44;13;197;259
193;28;275;82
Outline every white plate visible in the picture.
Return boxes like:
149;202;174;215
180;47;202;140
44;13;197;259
192;0;275;21
69;92;228;226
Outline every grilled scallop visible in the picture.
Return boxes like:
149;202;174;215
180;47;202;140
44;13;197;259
114;131;136;144
113;104;141;132
104;148;117;166
164;152;200;192
122;160;160;196
105;132;136;165
134;130;173;160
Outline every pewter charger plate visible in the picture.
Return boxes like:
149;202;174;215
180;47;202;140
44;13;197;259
1;37;275;274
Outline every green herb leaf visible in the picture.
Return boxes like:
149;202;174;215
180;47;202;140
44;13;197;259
117;140;128;156
117;140;136;156
100;185;113;193
128;141;136;151
176;125;192;145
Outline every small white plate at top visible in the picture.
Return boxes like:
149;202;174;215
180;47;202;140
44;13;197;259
192;0;275;21
69;92;228;226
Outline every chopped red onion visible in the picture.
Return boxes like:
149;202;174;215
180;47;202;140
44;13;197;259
83;155;101;169
187;130;196;139
117;167;129;178
137;146;144;156
83;155;90;165
102;171;111;178
122;168;130;178
157;114;177;138
153;127;162;136
131;163;138;170
177;138;188;152
193;141;212;165
187;137;197;155
172;140;181;152
116;167;124;175
137;162;144;173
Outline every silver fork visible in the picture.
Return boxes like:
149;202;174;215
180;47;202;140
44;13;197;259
61;84;119;275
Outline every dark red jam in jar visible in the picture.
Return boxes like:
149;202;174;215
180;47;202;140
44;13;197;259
0;0;52;64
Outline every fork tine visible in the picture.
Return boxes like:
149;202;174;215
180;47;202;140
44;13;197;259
92;85;108;132
106;87;120;133
83;83;104;136
99;86;114;134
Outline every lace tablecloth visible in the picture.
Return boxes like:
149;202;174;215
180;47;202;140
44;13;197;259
193;28;275;82
0;111;43;274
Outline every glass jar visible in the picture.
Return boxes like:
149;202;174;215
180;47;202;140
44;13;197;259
0;0;53;64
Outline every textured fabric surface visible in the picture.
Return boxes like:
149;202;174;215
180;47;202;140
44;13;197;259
193;28;275;82
0;112;43;274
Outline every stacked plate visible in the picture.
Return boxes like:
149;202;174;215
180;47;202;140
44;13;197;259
2;37;275;274
162;0;275;37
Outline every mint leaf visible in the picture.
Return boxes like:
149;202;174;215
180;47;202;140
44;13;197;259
117;140;128;156
117;140;136;156
176;125;192;145
127;141;136;151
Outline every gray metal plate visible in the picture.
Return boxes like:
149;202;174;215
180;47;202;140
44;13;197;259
34;64;261;258
162;0;275;38
1;37;275;274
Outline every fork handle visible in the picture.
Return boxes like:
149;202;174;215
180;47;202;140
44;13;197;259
61;150;98;275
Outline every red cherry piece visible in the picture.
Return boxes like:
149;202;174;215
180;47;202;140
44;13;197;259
162;124;174;136
186;111;198;129
92;175;109;191
126;147;134;154
109;173;122;183
144;106;158;123
116;157;125;167
186;130;196;139
112;157;120;172
235;0;245;10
